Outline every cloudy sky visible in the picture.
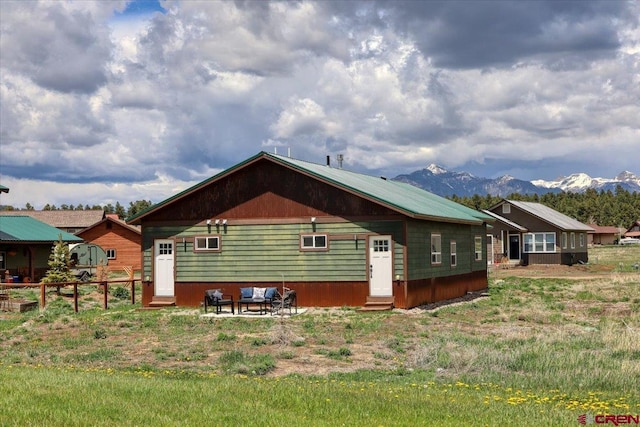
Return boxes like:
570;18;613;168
1;0;638;209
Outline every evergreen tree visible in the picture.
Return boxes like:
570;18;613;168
42;235;75;284
127;199;153;217
115;202;126;219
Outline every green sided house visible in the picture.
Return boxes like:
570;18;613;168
127;152;493;309
0;215;83;282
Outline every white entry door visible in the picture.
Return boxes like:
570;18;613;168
154;239;175;297
369;235;393;296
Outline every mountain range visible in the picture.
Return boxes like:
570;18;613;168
393;165;640;198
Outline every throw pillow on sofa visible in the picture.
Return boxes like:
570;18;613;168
252;287;266;300
264;287;277;300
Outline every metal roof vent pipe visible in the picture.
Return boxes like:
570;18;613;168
326;155;331;167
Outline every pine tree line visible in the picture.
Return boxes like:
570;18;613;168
1;200;153;219
2;188;639;228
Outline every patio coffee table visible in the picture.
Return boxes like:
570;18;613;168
237;298;267;315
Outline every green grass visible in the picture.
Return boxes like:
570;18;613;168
1;364;635;427
1;260;639;425
588;244;640;272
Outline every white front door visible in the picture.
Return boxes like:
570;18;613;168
369;235;393;296
154;239;175;297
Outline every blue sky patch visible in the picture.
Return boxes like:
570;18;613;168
116;0;165;17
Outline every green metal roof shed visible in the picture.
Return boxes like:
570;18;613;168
0;215;82;243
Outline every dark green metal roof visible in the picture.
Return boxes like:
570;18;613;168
128;152;492;225
0;215;83;243
0;185;8;193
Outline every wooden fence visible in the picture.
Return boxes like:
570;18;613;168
1;268;140;313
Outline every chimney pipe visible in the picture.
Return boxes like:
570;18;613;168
326;155;330;167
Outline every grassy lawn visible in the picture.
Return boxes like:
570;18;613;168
1;245;639;426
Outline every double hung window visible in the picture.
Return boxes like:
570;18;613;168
523;233;556;253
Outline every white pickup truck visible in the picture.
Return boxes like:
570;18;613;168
619;237;640;245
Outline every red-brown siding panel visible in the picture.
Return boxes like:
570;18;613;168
405;271;487;308
145;159;398;222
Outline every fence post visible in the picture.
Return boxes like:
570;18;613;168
128;267;135;305
40;282;46;310
73;283;78;313
102;281;108;309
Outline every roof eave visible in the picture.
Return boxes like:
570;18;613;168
127;153;267;224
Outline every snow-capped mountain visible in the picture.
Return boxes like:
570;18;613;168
393;165;640;197
393;164;544;197
532;171;640;193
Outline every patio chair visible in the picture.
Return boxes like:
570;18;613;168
271;289;297;315
204;289;234;314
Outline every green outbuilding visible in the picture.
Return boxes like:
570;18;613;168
0;215;82;283
128;152;493;309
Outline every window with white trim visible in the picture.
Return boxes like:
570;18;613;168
579;233;584;247
474;236;483;261
301;234;327;250
562;232;568;249
523;232;556;253
450;241;457;267
106;249;116;259
502;204;511;214
194;236;221;252
431;234;442;264
570;232;575;249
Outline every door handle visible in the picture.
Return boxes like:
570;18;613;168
370;264;373;278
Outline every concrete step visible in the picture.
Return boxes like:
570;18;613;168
149;297;176;307
358;304;393;312
358;296;394;312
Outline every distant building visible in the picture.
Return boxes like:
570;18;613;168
0;210;105;234
76;214;141;272
624;220;640;239
485;200;594;266
587;224;622;246
0;215;82;282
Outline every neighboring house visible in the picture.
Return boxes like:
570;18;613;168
0;215;83;282
128;152;493;309
0;210;105;234
75;214;142;272
587;224;622;246
487;200;594;266
482;209;528;264
624;220;640;239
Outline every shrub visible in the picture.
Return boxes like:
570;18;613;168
111;286;130;300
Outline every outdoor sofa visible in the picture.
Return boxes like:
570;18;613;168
237;286;279;315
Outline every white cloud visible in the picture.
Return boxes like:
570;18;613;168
0;0;638;209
